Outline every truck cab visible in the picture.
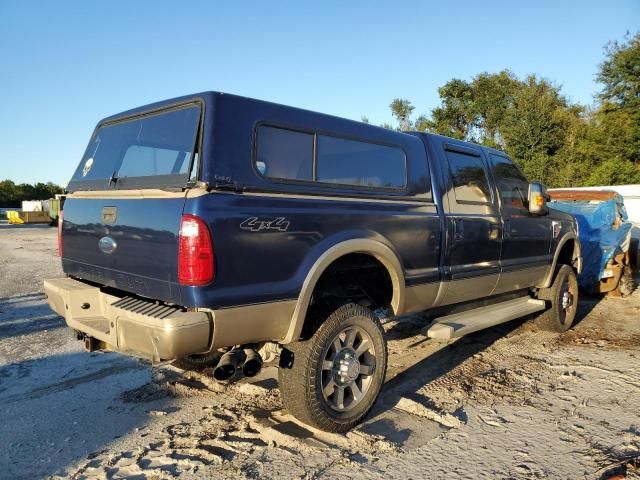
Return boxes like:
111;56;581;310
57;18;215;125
45;92;581;432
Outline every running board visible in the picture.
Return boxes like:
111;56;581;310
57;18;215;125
424;297;547;340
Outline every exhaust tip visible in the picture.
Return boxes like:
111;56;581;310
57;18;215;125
242;349;263;378
242;361;261;377
213;364;236;381
212;349;246;382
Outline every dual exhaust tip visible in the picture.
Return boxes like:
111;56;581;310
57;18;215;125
212;348;263;382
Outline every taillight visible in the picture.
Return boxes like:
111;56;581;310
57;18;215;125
178;214;214;285
57;210;63;257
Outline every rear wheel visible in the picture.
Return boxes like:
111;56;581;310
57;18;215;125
536;264;579;332
278;303;387;433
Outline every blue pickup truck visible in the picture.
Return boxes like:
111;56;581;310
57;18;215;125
44;92;581;432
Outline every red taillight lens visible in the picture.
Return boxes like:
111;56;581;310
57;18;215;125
178;214;214;285
57;210;63;257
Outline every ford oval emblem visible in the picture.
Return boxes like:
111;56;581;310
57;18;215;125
98;236;117;254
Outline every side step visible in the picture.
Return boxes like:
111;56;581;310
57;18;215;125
424;297;547;340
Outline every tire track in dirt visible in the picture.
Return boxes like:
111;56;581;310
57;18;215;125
0;363;141;403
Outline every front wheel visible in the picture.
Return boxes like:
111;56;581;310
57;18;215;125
536;264;579;332
278;303;387;433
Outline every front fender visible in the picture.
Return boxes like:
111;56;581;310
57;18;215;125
539;232;582;288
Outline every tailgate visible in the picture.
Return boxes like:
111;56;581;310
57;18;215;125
62;193;187;304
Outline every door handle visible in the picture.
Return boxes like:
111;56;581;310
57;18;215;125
489;223;502;241
503;219;514;237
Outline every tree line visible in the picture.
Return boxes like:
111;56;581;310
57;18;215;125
367;33;640;188
0;180;64;207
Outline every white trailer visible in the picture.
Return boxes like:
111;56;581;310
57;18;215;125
21;200;44;212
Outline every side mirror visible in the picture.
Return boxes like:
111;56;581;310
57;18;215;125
528;182;549;215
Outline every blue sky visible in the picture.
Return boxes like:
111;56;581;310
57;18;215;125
1;1;638;185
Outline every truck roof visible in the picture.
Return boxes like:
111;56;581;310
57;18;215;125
87;92;511;194
99;91;407;138
98;91;507;155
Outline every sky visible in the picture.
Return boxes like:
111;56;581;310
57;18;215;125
1;1;639;186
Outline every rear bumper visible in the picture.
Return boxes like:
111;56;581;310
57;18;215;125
43;277;212;361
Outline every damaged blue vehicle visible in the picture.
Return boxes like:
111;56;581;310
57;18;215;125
549;189;634;296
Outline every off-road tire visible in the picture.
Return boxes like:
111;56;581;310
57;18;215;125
278;303;387;433
173;351;221;371
536;264;579;332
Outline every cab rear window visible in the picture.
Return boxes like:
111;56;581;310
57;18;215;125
67;104;201;191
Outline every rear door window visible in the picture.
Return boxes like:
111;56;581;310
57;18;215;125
68;104;201;191
445;149;492;204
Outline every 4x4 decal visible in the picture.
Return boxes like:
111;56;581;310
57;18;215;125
240;217;290;232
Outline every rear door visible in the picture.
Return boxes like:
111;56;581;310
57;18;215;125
488;153;551;294
439;143;502;305
61;103;202;304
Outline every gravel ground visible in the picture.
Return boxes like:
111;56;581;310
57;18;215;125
0;222;639;479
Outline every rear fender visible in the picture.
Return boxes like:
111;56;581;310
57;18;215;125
282;238;405;343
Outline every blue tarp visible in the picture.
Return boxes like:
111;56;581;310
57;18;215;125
549;197;632;290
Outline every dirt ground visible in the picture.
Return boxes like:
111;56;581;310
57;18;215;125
1;222;639;479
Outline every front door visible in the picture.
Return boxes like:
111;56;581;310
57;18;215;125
439;143;502;306
488;153;552;294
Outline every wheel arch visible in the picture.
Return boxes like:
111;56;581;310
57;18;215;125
282;239;405;343
539;233;582;288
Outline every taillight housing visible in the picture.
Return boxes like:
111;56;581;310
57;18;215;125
57;210;63;257
178;214;214;285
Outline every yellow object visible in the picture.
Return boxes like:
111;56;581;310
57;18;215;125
6;211;24;224
6;210;50;224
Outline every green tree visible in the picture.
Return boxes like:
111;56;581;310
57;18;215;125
423;72;579;185
501;76;578;185
573;32;640;184
427;78;474;140
426;71;521;146
597;32;640;109
0;179;63;207
389;98;415;131
586;156;640;186
0;180;18;207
